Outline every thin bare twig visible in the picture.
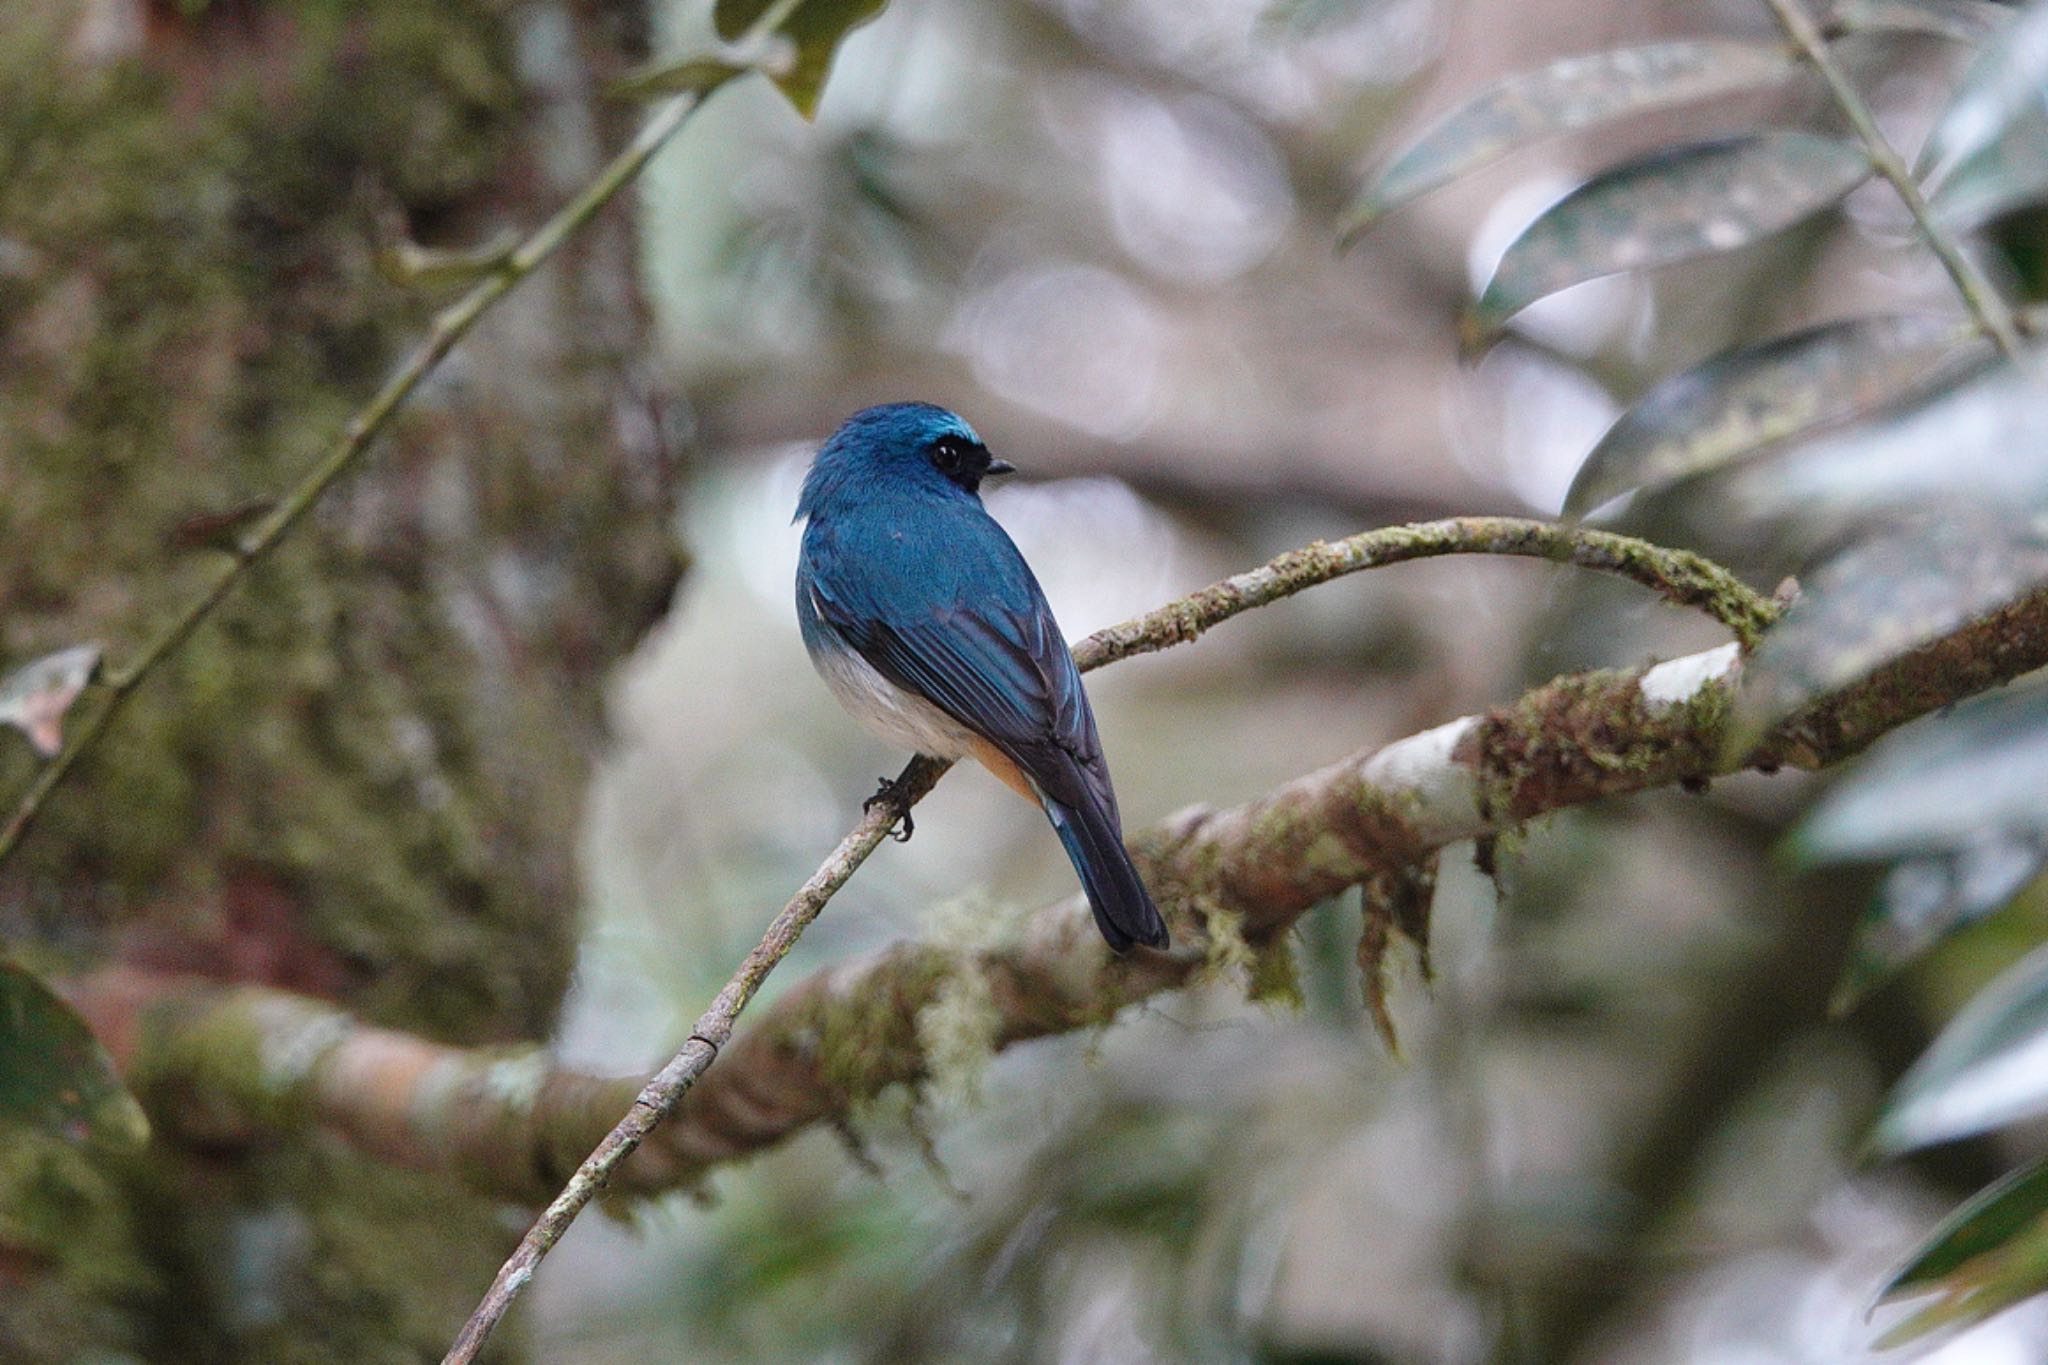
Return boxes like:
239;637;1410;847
1765;0;2025;357
439;515;1772;1362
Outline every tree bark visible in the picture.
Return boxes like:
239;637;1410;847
0;3;674;1358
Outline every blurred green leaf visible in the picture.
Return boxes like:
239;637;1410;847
1722;354;2048;526
1921;0;2048;227
1797;684;2048;865
1795;681;2048;1015
1831;837;2048;1012
1565;314;1984;519
1877;1212;2048;1348
1470;133;1871;342
1340;41;1802;241
1732;519;2048;755
1950;133;2048;230
713;0;780;40
713;0;887;118
0;643;101;759
1935;118;2048;231
1874;940;2048;1153
1827;0;2012;44
0;960;147;1149
605;49;764;102
1886;1157;2048;1302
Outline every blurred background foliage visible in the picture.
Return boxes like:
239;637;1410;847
551;0;2048;1360
10;0;2048;1361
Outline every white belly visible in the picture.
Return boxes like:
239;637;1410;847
811;640;979;760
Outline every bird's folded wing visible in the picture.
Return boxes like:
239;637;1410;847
808;574;1103;806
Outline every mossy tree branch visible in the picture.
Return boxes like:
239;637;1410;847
432;515;1774;1361
1073;515;1780;658
53;512;2019;1359
73;577;2048;1215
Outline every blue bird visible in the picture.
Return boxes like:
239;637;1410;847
794;403;1169;954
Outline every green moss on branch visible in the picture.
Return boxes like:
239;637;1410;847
88;582;2048;1215
1076;516;1778;666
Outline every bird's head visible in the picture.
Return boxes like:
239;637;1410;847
797;402;1016;520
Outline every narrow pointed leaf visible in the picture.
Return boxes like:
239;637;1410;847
1876;1211;2048;1348
1875;1166;2048;1347
713;0;888;118
0;644;102;758
1831;836;2048;1012
1472;133;1872;340
1340;41;1803;239
0;960;147;1148
1565;314;1984;519
1827;0;2011;44
1922;0;2048;226
1874;941;2048;1153
1886;1158;2048;1300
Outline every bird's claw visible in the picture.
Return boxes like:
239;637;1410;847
863;775;915;842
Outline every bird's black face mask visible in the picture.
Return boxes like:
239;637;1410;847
929;435;1016;493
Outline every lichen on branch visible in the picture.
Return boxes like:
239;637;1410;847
1076;516;1779;664
81;578;2048;1211
430;510;1782;1362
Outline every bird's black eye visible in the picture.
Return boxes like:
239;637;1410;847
932;437;965;475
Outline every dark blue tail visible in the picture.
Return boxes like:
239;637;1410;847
1048;796;1169;953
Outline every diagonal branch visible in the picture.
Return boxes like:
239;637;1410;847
436;515;1773;1361
1766;0;2025;357
82;579;2048;1213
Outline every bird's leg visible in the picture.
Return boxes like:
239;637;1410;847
863;774;915;842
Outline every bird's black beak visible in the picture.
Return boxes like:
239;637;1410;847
985;458;1017;477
